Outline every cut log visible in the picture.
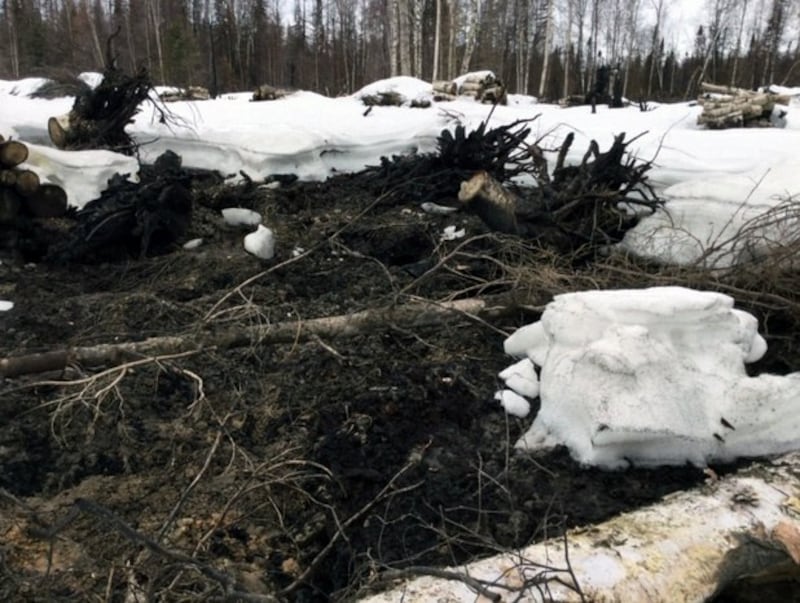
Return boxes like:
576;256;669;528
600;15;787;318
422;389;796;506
0;293;525;378
0;140;29;168
25;183;68;218
48;115;69;149
358;452;800;602
13;169;40;198
458;170;520;234
432;80;457;96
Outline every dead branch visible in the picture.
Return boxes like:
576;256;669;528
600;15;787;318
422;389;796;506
67;498;279;602
1;293;525;379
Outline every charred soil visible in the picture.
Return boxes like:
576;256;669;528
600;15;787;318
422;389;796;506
0;169;781;601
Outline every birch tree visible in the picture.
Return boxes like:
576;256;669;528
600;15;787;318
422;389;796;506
459;0;482;74
537;0;553;97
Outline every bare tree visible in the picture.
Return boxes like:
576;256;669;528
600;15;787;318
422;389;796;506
432;0;442;79
538;0;553;97
459;0;482;74
730;0;750;86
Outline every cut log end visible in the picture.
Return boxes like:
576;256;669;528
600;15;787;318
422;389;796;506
457;171;489;203
48;115;69;149
458;171;520;234
14;169;41;198
0;140;29;168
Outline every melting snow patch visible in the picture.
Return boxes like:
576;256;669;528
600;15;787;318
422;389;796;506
0;300;13;312
503;286;800;468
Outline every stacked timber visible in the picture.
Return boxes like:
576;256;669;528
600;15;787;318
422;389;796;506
0;135;68;225
432;71;507;104
160;86;210;103
697;82;791;129
251;84;290;101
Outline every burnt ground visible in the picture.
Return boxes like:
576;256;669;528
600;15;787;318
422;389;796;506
0;169;783;601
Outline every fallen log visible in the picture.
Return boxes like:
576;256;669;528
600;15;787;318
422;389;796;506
0;293;525;378
358;452;800;602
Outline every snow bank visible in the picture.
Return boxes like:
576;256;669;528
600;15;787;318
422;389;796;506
501;287;800;468
19;143;139;209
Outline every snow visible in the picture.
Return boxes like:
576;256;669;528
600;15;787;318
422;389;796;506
503;287;799;469
243;224;275;260
2;74;800;467
221;207;262;228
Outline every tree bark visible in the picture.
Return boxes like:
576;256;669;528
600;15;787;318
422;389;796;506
537;0;553;98
359;452;800;602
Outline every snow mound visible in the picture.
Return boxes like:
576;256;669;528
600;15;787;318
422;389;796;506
504;286;800;468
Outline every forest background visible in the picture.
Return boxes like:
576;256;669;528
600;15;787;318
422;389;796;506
1;0;798;103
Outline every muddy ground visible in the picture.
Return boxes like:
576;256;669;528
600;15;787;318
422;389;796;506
0;169;789;601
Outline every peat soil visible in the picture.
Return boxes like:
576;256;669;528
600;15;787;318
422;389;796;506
0;170;740;601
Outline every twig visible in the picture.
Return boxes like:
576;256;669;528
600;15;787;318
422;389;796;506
280;458;425;595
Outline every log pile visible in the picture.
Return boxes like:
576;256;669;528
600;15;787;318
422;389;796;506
697;82;791;129
0;136;68;228
251;84;291;102
433;71;507;104
160;86;210;103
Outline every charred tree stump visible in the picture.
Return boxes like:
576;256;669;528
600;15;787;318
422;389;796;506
459;132;660;256
45;150;193;263
48;65;154;154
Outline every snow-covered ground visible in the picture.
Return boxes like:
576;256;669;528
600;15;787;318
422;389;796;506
2;73;800;466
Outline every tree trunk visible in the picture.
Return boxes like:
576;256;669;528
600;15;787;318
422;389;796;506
358;452;800;603
538;0;553;98
459;0;481;74
432;0;441;80
563;0;572;98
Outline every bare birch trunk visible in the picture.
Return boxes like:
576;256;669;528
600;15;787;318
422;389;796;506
731;0;749;86
537;0;553;98
459;0;482;75
411;0;423;77
563;0;572;98
397;0;412;75
146;0;165;84
432;0;442;80
447;0;457;78
86;3;106;69
388;0;400;76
